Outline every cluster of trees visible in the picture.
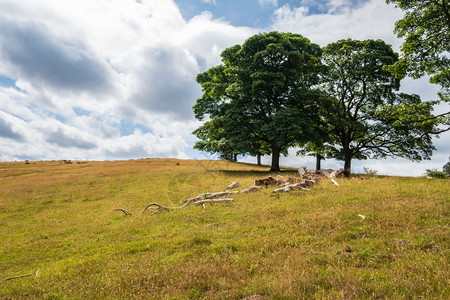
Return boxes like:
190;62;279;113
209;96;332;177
192;1;449;173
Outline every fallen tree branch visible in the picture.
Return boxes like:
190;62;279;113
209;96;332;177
180;196;202;208
273;187;291;193
4;273;32;281
227;181;240;189
331;179;340;186
240;186;261;193
206;191;238;198
181;184;263;207
141;203;176;215
194;198;234;206
182;190;238;207
113;208;132;215
273;184;311;193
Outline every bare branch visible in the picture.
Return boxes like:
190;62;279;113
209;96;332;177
4;274;32;281
141;203;175;215
113;208;132;216
194;198;234;206
227;181;240;189
181;190;238;207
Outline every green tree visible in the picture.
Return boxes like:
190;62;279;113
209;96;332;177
296;93;335;170
193;32;324;172
386;0;450;133
443;157;450;176
322;39;438;173
296;142;328;170
193;114;271;162
385;0;450;99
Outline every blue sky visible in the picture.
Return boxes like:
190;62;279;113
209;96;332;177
175;0;367;27
0;75;16;88
176;0;281;27
0;0;448;175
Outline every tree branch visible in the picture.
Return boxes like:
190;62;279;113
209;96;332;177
4;274;32;281
113;208;132;216
141;203;176;215
194;198;233;206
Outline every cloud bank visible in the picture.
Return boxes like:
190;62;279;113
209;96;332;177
0;0;255;162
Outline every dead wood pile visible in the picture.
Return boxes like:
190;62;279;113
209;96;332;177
113;167;344;216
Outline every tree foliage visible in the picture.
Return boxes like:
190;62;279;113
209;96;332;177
424;168;448;178
386;0;450;133
193;113;271;161
385;0;450;99
321;39;438;171
193;32;324;171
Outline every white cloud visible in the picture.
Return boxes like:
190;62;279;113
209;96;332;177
271;0;404;49
201;0;217;4
327;0;352;13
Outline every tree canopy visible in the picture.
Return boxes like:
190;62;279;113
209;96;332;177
193;32;324;171
319;39;438;171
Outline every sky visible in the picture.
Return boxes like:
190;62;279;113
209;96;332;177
0;0;448;176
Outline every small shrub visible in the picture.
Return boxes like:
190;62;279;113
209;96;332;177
363;167;378;176
424;169;447;179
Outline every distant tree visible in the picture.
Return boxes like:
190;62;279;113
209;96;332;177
443;157;450;176
296;128;335;171
193;115;271;162
297;143;327;170
193;32;324;172
321;39;439;173
245;140;272;166
193;117;241;161
424;168;448;178
296;93;335;170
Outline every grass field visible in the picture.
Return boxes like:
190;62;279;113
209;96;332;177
1;159;449;299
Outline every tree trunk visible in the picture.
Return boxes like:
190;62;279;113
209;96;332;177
315;154;321;170
257;153;261;166
270;146;281;172
342;140;352;176
344;154;352;176
233;154;238;162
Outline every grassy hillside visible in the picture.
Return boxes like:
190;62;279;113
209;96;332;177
1;159;449;299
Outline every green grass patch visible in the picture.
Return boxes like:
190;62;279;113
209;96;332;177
1;159;448;299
